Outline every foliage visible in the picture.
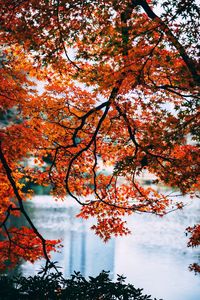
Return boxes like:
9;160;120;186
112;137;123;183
186;224;200;274
0;271;162;300
0;0;199;272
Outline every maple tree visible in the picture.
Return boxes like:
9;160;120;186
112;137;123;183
0;0;199;273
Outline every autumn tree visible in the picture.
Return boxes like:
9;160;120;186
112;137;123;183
0;0;199;272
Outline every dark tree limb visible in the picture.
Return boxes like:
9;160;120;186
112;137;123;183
133;0;200;85
0;141;60;274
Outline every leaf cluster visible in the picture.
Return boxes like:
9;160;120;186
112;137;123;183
0;271;162;300
0;0;199;273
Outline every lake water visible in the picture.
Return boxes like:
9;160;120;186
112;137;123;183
15;194;200;300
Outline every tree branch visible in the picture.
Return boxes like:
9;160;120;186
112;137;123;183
133;0;200;85
0;141;55;272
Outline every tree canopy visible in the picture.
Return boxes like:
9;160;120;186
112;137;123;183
0;0;199;273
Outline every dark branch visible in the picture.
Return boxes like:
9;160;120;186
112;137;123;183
133;0;200;85
0;141;58;273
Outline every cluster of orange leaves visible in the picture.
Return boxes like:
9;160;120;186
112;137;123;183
0;226;60;270
186;225;200;274
0;0;199;271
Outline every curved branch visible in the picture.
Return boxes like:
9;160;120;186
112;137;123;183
72;101;109;146
65;101;111;204
56;0;81;71
0;141;56;272
65;79;124;203
133;0;200;85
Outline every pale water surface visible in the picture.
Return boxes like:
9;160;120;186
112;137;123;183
17;194;200;300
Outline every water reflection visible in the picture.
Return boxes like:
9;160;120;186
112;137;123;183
21;198;115;279
18;195;200;300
